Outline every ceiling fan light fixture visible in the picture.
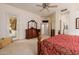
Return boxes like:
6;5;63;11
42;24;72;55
36;3;58;12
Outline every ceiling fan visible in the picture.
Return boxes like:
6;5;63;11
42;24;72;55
36;3;58;12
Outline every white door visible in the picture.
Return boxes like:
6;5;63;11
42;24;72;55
41;23;49;35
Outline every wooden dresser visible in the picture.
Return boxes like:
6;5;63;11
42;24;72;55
26;20;41;39
25;28;40;39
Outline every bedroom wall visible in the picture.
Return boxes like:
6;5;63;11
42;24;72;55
0;4;43;39
55;8;79;35
55;10;70;35
47;11;61;35
47;12;61;36
60;11;70;34
48;13;56;29
55;11;61;35
59;4;79;35
0;12;1;38
47;13;56;36
68;11;79;35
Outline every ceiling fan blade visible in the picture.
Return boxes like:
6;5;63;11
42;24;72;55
36;5;42;7
48;5;58;8
40;8;45;12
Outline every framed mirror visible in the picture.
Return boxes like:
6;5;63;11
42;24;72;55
28;20;37;29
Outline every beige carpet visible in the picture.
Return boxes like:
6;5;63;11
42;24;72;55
0;38;38;55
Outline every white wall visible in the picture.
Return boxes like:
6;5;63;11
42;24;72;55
60;11;70;34
48;13;56;29
1;4;79;39
55;10;70;35
47;13;56;36
55;11;61;35
0;4;43;39
68;11;79;35
55;9;79;36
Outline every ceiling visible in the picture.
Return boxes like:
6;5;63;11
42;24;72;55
6;3;79;17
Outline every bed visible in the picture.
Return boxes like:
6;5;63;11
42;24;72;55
38;34;79;55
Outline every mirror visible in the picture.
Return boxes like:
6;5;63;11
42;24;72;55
28;20;37;29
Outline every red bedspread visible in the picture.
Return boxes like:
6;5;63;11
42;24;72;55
40;34;79;55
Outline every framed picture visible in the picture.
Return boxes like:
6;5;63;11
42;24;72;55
76;18;79;29
7;13;18;38
9;16;17;38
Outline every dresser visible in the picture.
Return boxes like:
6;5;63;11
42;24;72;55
25;20;40;39
26;27;39;39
